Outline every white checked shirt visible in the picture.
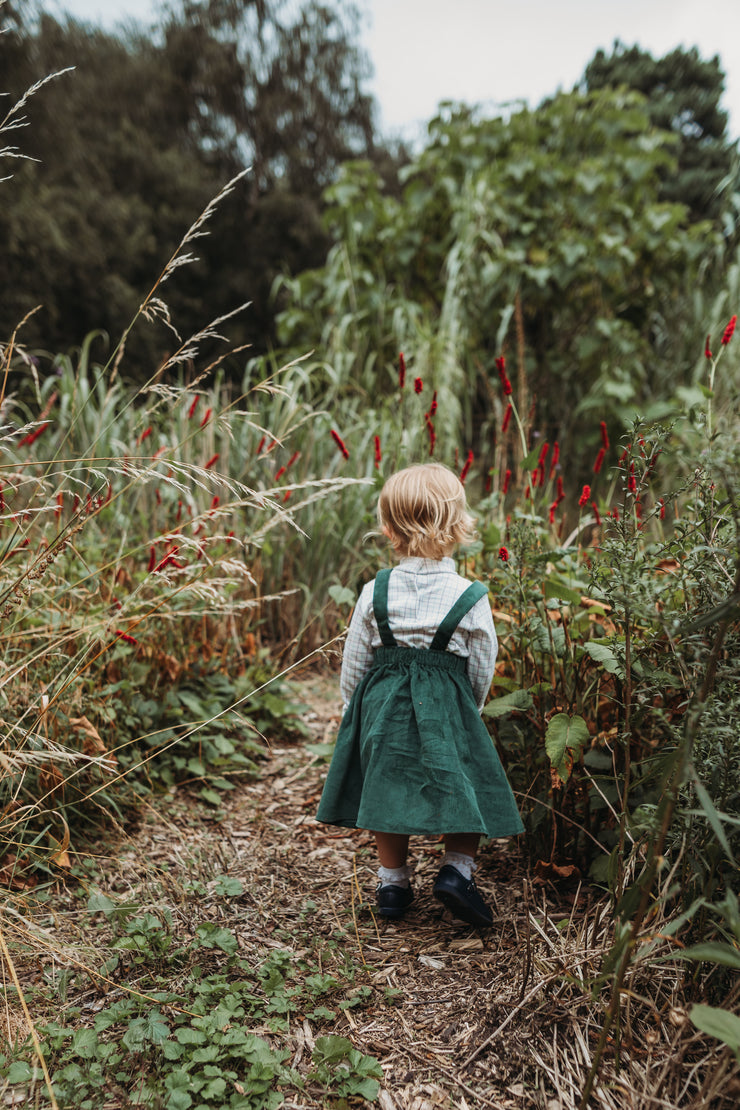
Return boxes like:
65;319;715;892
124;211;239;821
340;557;498;712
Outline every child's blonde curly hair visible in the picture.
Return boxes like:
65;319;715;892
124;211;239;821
377;463;475;559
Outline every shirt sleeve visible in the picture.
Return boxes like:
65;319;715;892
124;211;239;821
465;596;498;711
339;582;376;710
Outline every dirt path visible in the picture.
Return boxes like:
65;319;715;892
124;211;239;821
10;672;737;1109
96;670;737;1110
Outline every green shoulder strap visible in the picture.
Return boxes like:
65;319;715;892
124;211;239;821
429;580;488;652
372;568;396;648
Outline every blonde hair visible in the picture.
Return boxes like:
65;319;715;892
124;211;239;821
378;463;475;559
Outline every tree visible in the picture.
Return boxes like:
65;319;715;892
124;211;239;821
0;0;385;369
272;89;716;481
583;42;737;224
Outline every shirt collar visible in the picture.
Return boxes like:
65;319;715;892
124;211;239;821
396;556;456;573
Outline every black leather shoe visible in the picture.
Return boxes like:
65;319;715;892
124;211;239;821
433;865;493;927
375;883;414;918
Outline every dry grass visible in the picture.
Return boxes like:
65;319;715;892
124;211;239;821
1;669;738;1110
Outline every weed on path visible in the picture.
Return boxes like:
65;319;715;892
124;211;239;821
2;672;738;1109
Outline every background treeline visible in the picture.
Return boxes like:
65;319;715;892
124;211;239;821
1;0;403;369
2;0;739;416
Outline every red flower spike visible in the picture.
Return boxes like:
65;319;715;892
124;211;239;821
188;396;199;419
592;501;601;525
205;454;219;469
556;476;565;505
531;468;539;489
594;447;606;474
502;404;513;433
374;435;382;469
287;451;300;468
721;314;737;345
460;450;474;485
578;484;591;507
283;489;292;502
256;436;266;455
498;546;509;562
549;441;560;479
398;353;406;389
55;492;63;519
137;427;152;445
210;496;219;511
613;507;620;522
330;429;349;459
275;466;287;482
538;442;549;467
704;335;713;360
503;469;512;495
154;546;184;573
548;502;556;525
537;464;545;487
414;377;423;394
600;422;609;450
148;547;156;573
628;462;637;493
115;630;138;646
525;485;531;500
200;408;212;428
430;391;438;415
619;445;630;467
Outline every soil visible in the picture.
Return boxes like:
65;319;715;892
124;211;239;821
5;670;739;1109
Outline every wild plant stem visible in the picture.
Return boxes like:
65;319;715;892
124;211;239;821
578;555;740;1109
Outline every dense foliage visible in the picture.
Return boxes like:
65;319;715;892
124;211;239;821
1;15;739;1104
0;0;394;366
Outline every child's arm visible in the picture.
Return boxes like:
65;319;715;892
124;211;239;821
466;599;498;711
339;584;375;710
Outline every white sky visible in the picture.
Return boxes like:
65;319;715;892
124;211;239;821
50;0;740;139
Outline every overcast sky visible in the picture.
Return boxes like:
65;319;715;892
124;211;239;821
50;0;740;139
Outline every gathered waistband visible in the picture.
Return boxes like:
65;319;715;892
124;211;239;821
371;646;468;673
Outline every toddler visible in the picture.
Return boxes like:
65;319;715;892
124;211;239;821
317;463;523;926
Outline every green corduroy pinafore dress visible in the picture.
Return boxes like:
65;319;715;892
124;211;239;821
317;569;524;838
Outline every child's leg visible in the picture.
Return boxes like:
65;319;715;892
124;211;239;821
443;833;480;859
435;832;492;926
374;831;410;869
373;832;413;917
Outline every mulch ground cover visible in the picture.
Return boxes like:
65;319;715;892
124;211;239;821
3;670;739;1109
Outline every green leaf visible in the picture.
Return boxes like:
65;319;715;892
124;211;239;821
71;1029;99;1059
312;1035;354;1064
196;923;238;955
6;1061;33;1084
543;578;582;606
328;585;356;607
87;891;118;916
690;771;737;863
545;713;590;780
690;1004;740;1056
213;876;244;897
199;789;224;807
582;640;624;677
659;943;740;970
482;689;534;718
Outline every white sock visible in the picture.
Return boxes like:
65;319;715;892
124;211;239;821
377;864;412;888
442;851;476;880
